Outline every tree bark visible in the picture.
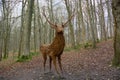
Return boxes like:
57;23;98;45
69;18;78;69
106;0;113;38
18;0;25;58
78;0;86;43
33;9;37;53
86;0;96;48
23;0;34;56
0;21;3;61
2;0;11;58
112;0;120;66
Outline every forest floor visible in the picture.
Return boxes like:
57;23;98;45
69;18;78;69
0;40;120;80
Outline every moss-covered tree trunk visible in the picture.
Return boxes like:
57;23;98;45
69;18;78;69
0;21;3;61
18;0;25;58
86;0;96;48
112;0;120;66
23;0;34;56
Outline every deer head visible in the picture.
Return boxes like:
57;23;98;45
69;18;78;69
43;10;75;33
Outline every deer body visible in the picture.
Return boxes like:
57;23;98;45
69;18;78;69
40;30;65;74
49;32;65;56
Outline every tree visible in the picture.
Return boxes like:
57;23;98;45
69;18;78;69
0;21;3;61
86;0;96;48
64;0;76;48
97;0;107;41
112;0;120;66
48;0;55;43
18;0;26;58
92;0;98;41
23;0;34;56
78;0;86;43
2;0;11;58
33;8;37;53
106;0;113;38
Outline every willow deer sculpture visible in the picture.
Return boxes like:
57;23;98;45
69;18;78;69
40;11;75;74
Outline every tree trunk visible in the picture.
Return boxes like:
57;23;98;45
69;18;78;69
0;21;3;61
86;0;96;48
2;0;11;58
23;0;34;56
64;0;76;48
112;0;120;66
93;0;98;41
106;0;113;38
33;7;37;53
36;0;43;46
18;0;25;58
78;0;86;43
98;0;107;40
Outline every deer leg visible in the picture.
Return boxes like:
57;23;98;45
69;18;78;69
49;56;52;72
51;56;59;74
58;56;63;73
43;54;47;72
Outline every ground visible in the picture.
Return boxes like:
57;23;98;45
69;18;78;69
0;40;120;80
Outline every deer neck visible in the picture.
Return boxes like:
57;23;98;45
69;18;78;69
48;31;65;56
50;31;65;46
55;31;64;40
56;31;63;35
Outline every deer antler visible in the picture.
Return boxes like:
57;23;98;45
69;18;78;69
42;9;56;28
63;9;76;26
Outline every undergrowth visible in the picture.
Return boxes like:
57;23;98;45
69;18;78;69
64;42;94;52
84;42;92;48
17;52;39;62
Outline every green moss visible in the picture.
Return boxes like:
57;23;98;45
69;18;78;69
96;39;100;43
84;42;92;48
64;47;73;52
17;55;32;62
64;44;82;52
29;52;39;56
16;52;39;62
74;44;82;50
112;57;120;67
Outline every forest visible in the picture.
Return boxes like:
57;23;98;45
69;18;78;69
0;0;120;80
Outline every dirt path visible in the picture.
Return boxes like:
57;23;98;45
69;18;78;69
0;40;120;80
